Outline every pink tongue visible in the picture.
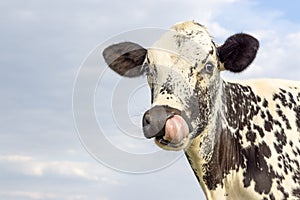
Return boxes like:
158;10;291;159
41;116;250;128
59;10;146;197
165;115;189;143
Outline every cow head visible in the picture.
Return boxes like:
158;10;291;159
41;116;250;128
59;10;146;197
103;21;259;151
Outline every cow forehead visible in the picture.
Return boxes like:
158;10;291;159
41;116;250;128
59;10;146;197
148;21;216;65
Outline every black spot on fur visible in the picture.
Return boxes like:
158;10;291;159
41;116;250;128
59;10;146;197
293;188;300;199
262;99;269;107
294;106;300;131
278;184;290;199
274;142;283;154
246;131;256;143
292;168;300;183
276;107;292;130
257;96;262;102
260;111;266;119
253;124;265;138
269;193;275;200
275;130;287;146
264;121;272;132
242;142;275;194
160;75;174;95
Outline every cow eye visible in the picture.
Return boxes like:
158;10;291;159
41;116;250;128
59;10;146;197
142;63;150;75
205;62;214;74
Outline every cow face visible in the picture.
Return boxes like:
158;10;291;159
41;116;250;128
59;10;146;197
103;21;259;151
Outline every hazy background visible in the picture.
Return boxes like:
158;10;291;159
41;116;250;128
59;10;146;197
1;0;300;199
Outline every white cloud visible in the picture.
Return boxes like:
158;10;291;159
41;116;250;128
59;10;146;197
206;22;232;40
0;191;109;200
0;154;117;183
246;30;300;80
286;32;300;49
0;191;58;200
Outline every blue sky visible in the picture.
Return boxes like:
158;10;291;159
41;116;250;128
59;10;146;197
1;0;300;200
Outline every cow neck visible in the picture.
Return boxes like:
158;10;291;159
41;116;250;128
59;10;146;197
185;79;258;191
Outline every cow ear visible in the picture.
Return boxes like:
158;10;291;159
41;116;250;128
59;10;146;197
218;33;259;73
103;42;147;77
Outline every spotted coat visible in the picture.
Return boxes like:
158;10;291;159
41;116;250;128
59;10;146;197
103;21;300;200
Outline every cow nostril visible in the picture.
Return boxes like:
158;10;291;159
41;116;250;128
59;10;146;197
143;112;151;126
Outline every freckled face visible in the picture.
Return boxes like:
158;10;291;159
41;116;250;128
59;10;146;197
144;22;221;148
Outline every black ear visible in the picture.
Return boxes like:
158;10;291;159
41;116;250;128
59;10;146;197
103;42;147;77
218;33;259;73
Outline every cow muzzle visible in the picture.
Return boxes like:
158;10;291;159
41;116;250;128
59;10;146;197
142;105;192;150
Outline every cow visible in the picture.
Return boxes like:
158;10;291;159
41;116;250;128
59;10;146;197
103;21;300;200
